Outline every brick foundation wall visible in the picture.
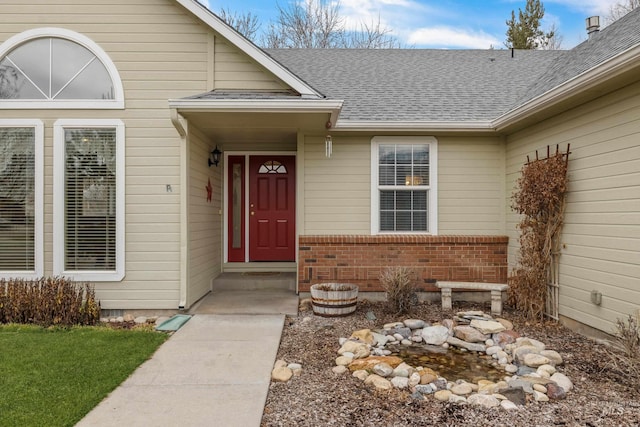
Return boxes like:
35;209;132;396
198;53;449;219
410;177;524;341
298;235;508;292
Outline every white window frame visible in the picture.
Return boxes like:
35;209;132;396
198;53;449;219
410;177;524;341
53;119;125;281
0;119;44;279
0;27;124;109
371;136;438;235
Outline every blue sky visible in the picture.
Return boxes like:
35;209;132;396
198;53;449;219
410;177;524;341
201;0;621;49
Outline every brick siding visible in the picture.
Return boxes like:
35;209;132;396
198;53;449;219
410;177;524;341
298;235;508;292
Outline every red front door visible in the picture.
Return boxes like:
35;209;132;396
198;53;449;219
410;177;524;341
248;155;296;261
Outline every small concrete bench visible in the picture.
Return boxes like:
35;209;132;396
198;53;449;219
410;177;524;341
435;281;509;316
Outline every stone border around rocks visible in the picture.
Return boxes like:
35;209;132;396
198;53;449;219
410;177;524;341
333;311;573;410
100;315;170;328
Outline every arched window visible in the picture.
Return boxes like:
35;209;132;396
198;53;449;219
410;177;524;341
258;160;287;174
0;28;124;109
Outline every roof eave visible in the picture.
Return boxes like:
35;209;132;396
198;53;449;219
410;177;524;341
493;43;640;131
334;120;496;133
174;0;322;98
168;98;344;127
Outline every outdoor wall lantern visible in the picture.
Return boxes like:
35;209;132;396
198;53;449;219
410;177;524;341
208;145;222;167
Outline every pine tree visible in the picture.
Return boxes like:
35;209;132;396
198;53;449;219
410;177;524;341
505;0;554;49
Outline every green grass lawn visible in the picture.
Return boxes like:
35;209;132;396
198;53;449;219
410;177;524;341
0;324;169;427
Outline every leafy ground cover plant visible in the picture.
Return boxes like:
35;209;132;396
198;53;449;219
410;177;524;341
0;324;168;426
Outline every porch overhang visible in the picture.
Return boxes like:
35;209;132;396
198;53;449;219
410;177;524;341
169;98;344;143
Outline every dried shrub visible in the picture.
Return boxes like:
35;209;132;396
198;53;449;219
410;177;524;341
0;277;100;327
379;267;417;315
605;315;640;391
314;283;355;292
508;150;568;321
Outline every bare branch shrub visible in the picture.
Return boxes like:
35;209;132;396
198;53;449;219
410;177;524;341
605;315;640;391
0;277;100;326
379;267;417;315
508;150;568;321
262;0;400;48
218;7;261;40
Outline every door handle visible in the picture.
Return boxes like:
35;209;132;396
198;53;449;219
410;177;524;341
251;211;255;216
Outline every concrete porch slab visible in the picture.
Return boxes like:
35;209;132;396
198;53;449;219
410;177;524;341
189;289;298;316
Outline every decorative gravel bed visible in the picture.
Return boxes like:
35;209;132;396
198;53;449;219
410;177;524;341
261;300;640;427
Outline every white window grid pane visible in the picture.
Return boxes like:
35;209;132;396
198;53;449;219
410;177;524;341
377;143;431;232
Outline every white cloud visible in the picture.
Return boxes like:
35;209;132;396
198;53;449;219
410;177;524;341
547;0;617;16
338;0;434;31
407;26;501;49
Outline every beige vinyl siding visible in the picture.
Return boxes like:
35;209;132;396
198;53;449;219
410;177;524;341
438;136;505;235
302;135;371;234
302;135;505;235
506;80;640;333
187;127;221;307
214;38;288;91
0;0;211;309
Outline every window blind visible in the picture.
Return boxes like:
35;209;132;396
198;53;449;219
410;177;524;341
0;127;35;271
378;144;430;232
64;128;116;271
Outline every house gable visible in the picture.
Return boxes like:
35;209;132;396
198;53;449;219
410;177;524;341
174;0;321;98
212;35;289;91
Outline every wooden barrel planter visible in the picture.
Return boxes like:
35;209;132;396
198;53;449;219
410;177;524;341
310;283;359;317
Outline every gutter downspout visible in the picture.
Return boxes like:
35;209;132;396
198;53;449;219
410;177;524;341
171;108;189;310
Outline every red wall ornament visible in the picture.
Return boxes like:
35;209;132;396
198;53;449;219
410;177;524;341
206;178;212;202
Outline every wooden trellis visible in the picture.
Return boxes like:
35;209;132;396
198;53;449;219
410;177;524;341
510;144;570;321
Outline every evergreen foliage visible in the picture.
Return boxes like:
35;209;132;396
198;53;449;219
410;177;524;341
505;0;554;49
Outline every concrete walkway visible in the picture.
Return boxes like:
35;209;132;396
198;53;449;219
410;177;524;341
76;314;284;427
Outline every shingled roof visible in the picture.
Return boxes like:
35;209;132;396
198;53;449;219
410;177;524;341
515;7;640;109
266;48;563;122
264;7;640;124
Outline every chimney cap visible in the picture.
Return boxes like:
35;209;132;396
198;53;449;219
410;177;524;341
586;16;600;37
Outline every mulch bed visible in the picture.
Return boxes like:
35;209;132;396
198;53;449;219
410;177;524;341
261;299;640;427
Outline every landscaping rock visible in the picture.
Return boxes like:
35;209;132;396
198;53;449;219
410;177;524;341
403;319;426;329
348;356;403;372
272;366;293;382
352;370;369;381
350;329;374;345
540;349;564;365
546;382;567;400
332;365;348;375
523;353;551;368
434;390;452;402
338;341;370;359
418;367;438;385
335;356;353;366
550;372;573;392
446;336;486;352
454;325;488;343
372;363;394;377
391;376;409;389
364;374;393;391
451;382;473;395
468;394;500;408
470;319;506;334
421;325;450;345
501;399;519;410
